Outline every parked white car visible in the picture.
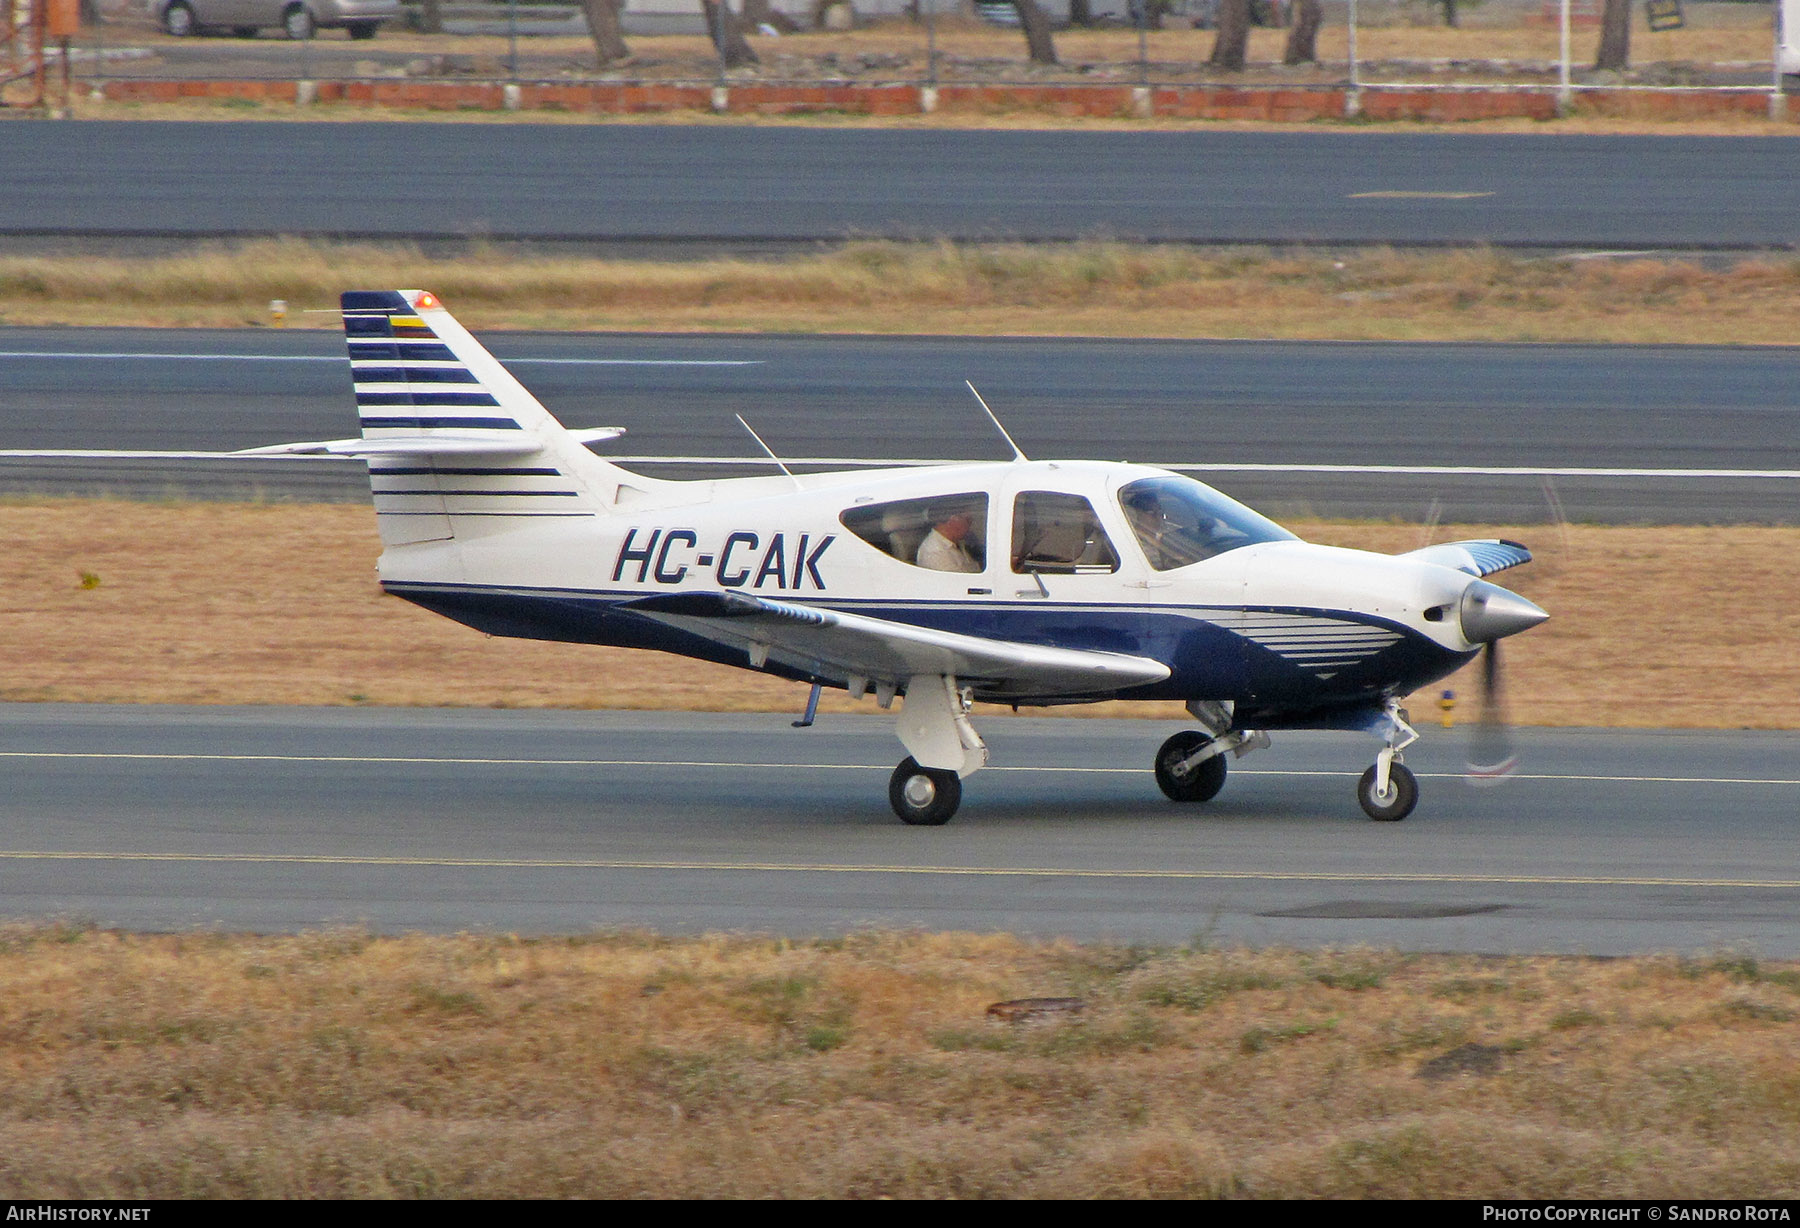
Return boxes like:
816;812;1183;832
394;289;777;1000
158;0;401;39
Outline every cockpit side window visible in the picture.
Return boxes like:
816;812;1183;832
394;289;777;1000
1010;491;1119;574
1118;475;1296;571
839;493;989;573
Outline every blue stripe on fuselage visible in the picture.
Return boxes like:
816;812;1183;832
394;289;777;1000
378;581;1476;712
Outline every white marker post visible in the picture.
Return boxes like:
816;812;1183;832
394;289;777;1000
1559;0;1572;115
1776;0;1797;119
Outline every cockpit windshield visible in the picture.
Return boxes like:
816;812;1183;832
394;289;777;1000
1118;475;1296;571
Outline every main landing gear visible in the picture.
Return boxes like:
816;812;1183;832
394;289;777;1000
1153;699;1271;807
884;674;987;826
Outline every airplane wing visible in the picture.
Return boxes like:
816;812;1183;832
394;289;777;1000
1398;539;1533;578
620;591;1171;700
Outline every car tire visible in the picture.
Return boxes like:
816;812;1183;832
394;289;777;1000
283;5;315;39
162;1;196;36
347;21;379;39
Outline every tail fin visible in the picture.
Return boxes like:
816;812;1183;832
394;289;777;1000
340;290;664;546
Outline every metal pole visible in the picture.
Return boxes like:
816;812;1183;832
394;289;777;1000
1347;0;1360;115
1774;0;1786;121
91;0;103;101
926;0;936;87
507;0;518;79
1558;0;1571;113
713;2;728;86
1136;0;1147;88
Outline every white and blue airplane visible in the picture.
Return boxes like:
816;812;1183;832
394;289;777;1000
239;289;1545;825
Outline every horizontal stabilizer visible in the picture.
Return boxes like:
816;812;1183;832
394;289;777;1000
620;591;1171;699
1400;539;1533;578
237;433;543;458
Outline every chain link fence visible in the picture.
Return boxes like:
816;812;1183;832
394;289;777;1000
7;0;1793;111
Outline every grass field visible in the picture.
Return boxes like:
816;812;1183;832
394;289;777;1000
3;925;1798;1197
3;500;1795;727
6;239;1800;342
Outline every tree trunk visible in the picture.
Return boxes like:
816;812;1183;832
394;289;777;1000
1442;0;1457;27
1595;0;1631;71
1282;0;1320;64
1070;0;1092;26
1011;0;1058;66
418;0;444;34
702;0;761;67
1209;0;1251;70
578;0;629;64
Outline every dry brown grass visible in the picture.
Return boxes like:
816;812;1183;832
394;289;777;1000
2;924;1798;1197
2;500;1794;727
6;239;1800;342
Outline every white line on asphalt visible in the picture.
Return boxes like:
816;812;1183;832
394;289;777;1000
0;352;761;366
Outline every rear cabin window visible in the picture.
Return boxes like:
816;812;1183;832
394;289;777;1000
839;494;989;574
1010;491;1119;574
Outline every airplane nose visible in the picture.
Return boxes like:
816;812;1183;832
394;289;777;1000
1459;579;1549;643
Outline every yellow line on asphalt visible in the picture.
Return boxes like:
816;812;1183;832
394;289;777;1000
1;849;1796;890
2;750;1795;786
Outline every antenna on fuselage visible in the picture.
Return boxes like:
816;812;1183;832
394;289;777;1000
735;414;803;491
965;381;1029;463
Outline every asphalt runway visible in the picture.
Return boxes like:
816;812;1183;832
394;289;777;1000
4;123;1798;249
2;327;1796;521
2;705;1797;954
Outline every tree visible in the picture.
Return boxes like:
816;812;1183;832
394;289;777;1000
577;0;629;65
417;0;444;34
1283;0;1321;65
701;0;760;68
1209;0;1251;70
1011;0;1058;66
1595;0;1631;71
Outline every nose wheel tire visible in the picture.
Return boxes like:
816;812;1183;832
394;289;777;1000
1357;762;1418;822
889;757;961;826
1154;730;1228;803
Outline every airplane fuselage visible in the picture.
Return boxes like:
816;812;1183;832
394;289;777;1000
379;460;1482;727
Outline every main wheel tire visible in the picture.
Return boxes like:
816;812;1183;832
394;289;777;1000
1154;730;1228;803
347;21;378;39
162;2;196;36
283;5;315;39
889;757;961;826
1358;762;1418;822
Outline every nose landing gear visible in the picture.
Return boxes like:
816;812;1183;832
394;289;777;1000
1358;701;1420;821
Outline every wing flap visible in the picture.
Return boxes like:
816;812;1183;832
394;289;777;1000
621;592;1171;699
1400;539;1533;578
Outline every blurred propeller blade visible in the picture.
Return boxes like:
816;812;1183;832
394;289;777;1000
1466;641;1519;785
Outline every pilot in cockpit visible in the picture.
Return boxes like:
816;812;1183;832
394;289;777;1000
916;510;983;573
